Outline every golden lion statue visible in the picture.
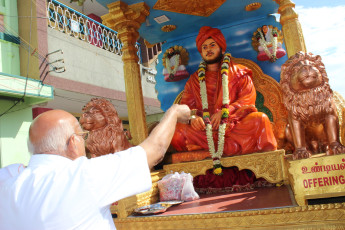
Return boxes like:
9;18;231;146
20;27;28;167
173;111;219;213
80;98;132;158
280;52;345;160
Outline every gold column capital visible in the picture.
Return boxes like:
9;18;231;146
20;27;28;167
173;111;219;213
276;0;295;10
277;0;298;26
102;1;149;33
102;1;149;62
276;0;306;57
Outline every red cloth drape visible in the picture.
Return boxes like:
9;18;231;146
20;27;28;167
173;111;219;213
171;63;277;156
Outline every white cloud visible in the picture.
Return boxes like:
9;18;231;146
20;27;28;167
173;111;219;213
232;39;249;46
295;5;345;97
235;28;252;36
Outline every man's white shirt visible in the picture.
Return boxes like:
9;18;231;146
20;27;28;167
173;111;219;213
0;146;152;230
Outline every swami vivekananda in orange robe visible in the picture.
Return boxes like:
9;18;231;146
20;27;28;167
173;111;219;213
170;27;277;161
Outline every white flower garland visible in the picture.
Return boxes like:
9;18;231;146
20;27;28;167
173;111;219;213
197;53;231;175
165;54;180;75
272;36;278;60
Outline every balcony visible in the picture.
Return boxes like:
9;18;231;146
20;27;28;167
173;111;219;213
40;0;162;118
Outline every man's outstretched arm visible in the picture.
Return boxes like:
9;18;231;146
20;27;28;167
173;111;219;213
139;104;190;169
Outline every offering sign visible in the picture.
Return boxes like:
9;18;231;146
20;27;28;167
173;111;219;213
288;154;345;206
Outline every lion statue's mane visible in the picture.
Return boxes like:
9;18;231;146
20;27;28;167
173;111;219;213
82;98;132;157
280;52;334;124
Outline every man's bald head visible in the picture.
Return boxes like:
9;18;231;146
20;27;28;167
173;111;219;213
28;110;80;156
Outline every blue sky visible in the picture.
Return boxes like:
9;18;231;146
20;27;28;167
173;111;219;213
293;0;345;97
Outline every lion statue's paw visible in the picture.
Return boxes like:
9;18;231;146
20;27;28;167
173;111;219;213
293;148;312;160
327;142;345;155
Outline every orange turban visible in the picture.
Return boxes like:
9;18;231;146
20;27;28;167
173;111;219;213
196;26;226;53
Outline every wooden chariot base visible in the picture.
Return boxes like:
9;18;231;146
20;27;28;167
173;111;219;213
111;150;345;229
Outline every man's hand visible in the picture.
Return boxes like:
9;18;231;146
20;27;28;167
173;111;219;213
211;110;222;130
140;104;190;169
190;116;205;131
173;104;191;124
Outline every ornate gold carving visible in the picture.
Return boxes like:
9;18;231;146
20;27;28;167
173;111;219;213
232;57;288;149
278;0;295;14
287;154;345;206
102;1;150;62
245;2;262;11
277;0;306;57
164;150;286;183
114;202;345;229
153;0;226;17
101;1;150;145
143;39;155;48
111;170;165;218
123;62;148;145
333;91;345;145
173;90;184;105
161;24;176;32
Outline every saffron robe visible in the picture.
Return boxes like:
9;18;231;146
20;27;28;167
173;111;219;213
171;63;277;157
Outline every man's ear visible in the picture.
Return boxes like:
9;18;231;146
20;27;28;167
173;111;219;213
66;135;81;160
67;135;78;152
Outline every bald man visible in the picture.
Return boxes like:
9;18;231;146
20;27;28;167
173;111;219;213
0;104;190;230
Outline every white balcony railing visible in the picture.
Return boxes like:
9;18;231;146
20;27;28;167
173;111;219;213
46;0;142;62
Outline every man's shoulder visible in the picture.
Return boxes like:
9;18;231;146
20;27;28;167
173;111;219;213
231;62;248;70
230;63;253;79
183;71;198;84
0;164;25;183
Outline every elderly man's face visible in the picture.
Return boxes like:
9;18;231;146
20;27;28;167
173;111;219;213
201;38;223;64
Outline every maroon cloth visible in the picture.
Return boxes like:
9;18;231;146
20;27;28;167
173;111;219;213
193;167;256;189
32;107;52;119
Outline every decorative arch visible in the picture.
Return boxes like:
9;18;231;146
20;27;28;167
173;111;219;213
232;57;287;149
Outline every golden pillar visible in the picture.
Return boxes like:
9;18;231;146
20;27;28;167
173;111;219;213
102;1;150;145
277;0;307;57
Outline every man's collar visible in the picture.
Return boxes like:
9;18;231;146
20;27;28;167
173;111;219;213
28;154;73;168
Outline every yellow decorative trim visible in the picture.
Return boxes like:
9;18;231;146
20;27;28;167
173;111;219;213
114;202;345;229
164;150;286;183
333;91;345;145
111;170;165;218
153;0;226;17
143;39;155;48
232;57;288;149
161;24;176;32
277;0;307;57
173;90;184;104
245;2;262;11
